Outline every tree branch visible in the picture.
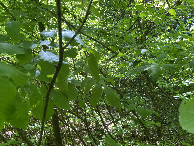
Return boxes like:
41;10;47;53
38;0;93;145
0;1;16;20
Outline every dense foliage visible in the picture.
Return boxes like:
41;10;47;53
0;0;193;145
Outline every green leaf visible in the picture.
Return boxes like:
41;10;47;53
104;86;121;111
90;6;101;17
64;48;78;58
88;53;100;82
90;84;102;108
16;49;33;64
81;77;95;94
5;21;21;42
0;43;25;55
105;78;115;86
0;77;16;121
169;9;176;16
179;99;194;134
78;99;85;108
105;136;120;146
56;64;69;91
126;104;136;111
28;84;42;106
66;82;78;101
0;121;3;131
0;62;28;86
52;90;70;110
32;97;54;121
9;100;30;129
135;4;146;11
136;107;152;118
37;60;55;82
148;64;163;78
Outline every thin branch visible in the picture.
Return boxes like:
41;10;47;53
166;0;171;9
0;1;16;20
35;0;117;55
38;0;93;145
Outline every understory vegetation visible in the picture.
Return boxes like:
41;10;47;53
0;0;193;145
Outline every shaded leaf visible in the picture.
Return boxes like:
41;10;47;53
105;136;120;146
32;97;54;121
88;53;100;82
5;21;20;42
64;48;78;58
0;62;28;86
90;84;102;108
104;86;121;111
0;77;16;121
136;107;152;118
52;90;70;110
66;82;78;101
37;60;55;82
0;43;25;55
9;100;30;129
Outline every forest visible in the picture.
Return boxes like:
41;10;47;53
0;0;193;145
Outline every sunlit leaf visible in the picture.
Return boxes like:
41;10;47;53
179;99;194;134
169;9;176;16
62;30;84;45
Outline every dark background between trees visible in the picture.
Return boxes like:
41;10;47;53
0;0;193;145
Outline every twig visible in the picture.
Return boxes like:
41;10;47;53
35;0;117;55
38;0;93;145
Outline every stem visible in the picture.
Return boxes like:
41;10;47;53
38;0;93;145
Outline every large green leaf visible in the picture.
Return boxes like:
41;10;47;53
28;84;42;106
16;49;33;64
56;63;69;90
88;53;100;82
0;77;16;121
0;62;28;86
105;136;120;146
0;43;25;55
66;82;78;101
31;98;54;121
51;90;70;110
104;86;121;111
179;98;194;134
90;84;102;108
9;100;30;129
81;77;95;94
37;60;55;82
64;48;78;58
5;21;21;42
136;107;152;118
